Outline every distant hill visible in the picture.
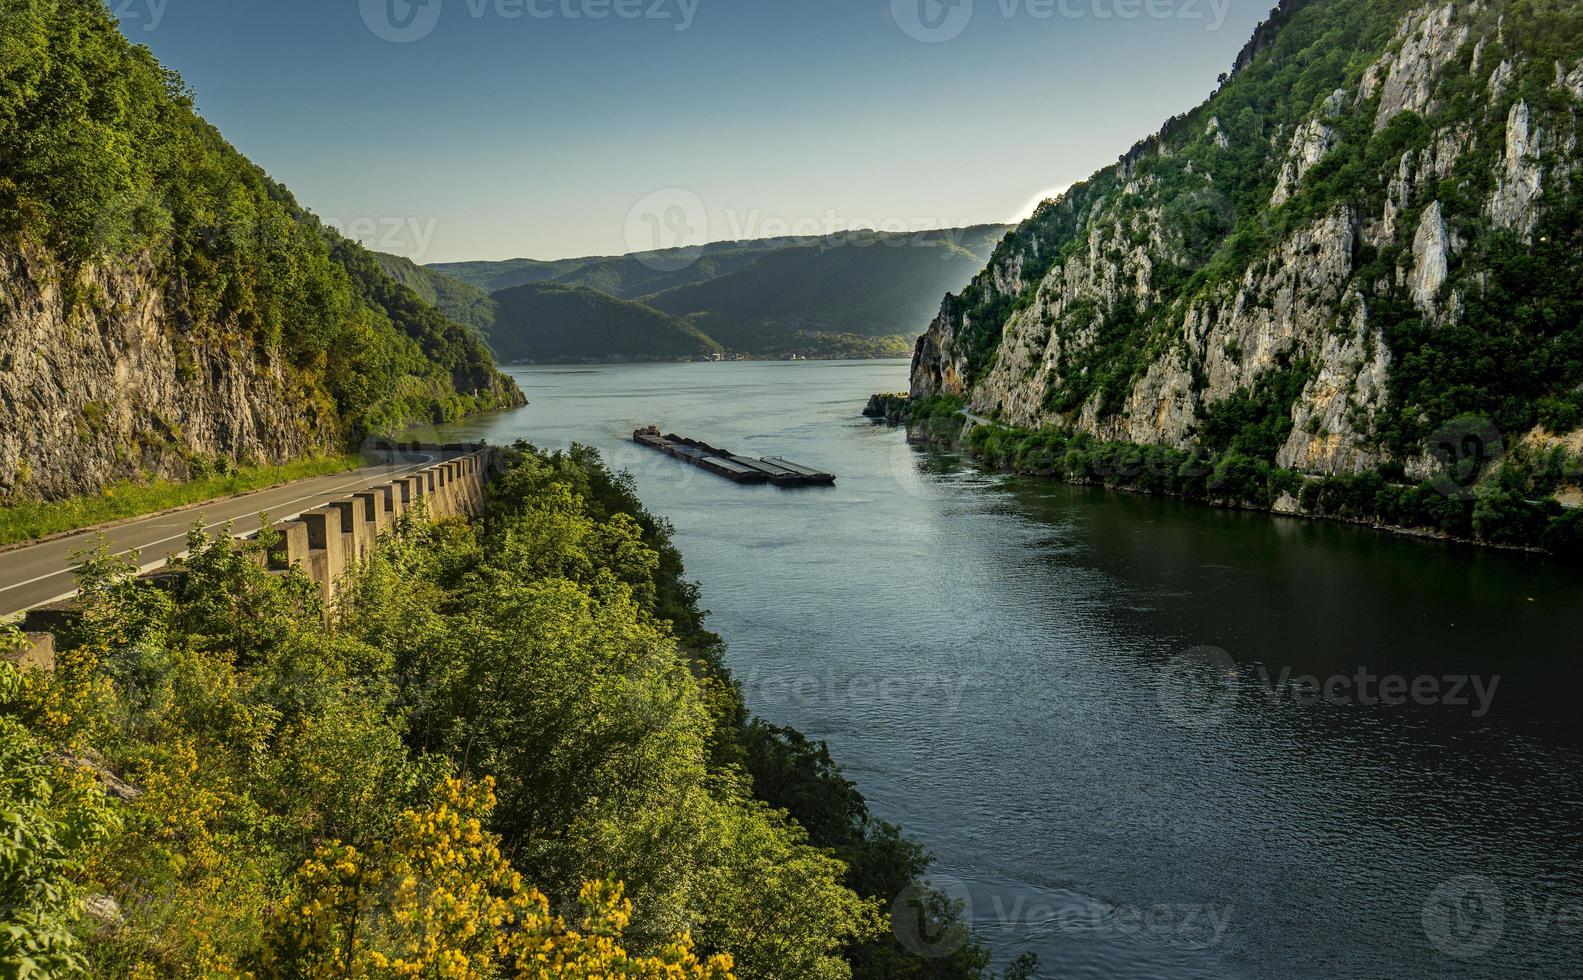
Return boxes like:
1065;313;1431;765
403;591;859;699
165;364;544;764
426;226;1008;361
643;227;1007;352
488;282;722;362
373;252;498;340
430;239;801;298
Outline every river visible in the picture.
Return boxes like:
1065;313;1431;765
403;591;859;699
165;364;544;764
427;359;1583;979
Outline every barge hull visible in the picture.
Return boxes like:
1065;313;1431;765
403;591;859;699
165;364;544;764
634;429;835;487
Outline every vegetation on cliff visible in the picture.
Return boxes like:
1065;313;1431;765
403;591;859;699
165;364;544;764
918;0;1583;490
907;0;1583;552
0;0;520;460
0;444;1005;978
897;411;1582;558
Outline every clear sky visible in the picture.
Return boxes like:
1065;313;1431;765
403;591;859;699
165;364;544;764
112;0;1270;264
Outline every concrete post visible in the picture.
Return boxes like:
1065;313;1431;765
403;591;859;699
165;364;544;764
439;462;458;516
427;466;451;518
328;499;372;564
298;508;344;607
378;483;404;526
268;520;312;572
458;456;479;515
354;491;388;540
3;633;56;672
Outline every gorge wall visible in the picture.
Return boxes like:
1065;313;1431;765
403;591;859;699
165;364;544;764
0;0;521;504
0;247;333;500
913;0;1583;482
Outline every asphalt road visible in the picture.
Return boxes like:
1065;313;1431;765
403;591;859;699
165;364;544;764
0;453;446;618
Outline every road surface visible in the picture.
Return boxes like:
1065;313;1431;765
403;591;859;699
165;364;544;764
0;453;446;618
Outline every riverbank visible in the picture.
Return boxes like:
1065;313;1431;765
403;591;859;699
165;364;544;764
875;394;1583;561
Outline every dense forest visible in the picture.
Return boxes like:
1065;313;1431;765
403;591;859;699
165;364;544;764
0;0;520;460
1;444;1027;978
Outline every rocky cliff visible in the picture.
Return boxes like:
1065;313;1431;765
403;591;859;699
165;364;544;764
0;0;521;502
913;0;1583;480
0;247;334;500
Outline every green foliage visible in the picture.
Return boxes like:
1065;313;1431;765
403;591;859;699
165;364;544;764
0;0;519;445
0;709;116;978
1041;298;1161;418
1542;509;1583;559
0;444;993;977
1196;358;1312;462
373;250;499;339
956;418;1581;556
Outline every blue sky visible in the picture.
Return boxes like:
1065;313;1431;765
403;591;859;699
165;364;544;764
113;0;1270;263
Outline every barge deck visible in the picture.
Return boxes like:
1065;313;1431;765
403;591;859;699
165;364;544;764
633;427;836;487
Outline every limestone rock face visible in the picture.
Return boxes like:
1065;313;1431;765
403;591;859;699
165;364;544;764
1271;91;1347;207
1367;2;1469;131
0;248;331;500
1489;99;1544;238
909;0;1583;478
1409;201;1451;313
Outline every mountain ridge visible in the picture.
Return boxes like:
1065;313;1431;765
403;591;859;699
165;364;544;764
419;225;1009;361
907;0;1583;552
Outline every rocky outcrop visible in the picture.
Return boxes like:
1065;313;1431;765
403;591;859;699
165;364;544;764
1489;99;1544;237
908;0;1583;480
1409;201;1451;313
1271;91;1346;206
1365;2;1468;131
0;247;332;500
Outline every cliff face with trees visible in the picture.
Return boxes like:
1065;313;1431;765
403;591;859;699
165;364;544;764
910;0;1583;552
0;0;521;502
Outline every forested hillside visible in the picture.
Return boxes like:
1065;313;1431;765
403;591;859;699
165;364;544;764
429;227;1008;360
431;239;797;297
0;0;521;502
0;445;1004;979
645;228;1008;352
489;281;723;362
909;0;1583;554
373;250;499;339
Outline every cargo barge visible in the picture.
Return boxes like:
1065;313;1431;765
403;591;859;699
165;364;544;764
633;426;836;486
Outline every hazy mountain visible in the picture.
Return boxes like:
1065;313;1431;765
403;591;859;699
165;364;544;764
644;227;1008;352
488;282;723;362
427;226;1008;360
430;238;816;298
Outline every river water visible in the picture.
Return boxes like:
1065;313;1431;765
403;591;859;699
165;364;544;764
428;359;1583;979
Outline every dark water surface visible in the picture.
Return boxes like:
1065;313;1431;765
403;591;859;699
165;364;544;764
429;360;1583;979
